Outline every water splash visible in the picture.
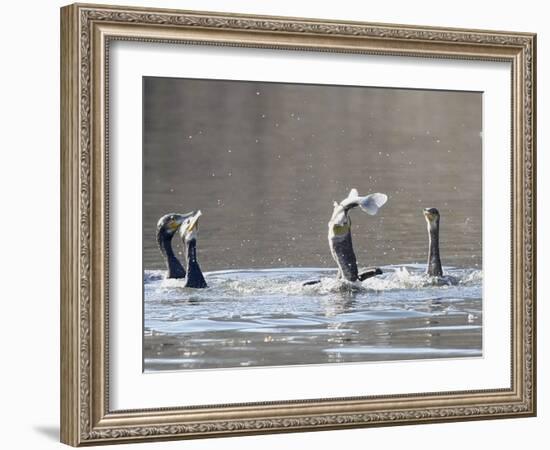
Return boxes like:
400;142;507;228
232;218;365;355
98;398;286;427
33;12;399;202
143;265;482;370
145;265;482;297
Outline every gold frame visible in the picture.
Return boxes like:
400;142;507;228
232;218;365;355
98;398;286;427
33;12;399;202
60;2;537;446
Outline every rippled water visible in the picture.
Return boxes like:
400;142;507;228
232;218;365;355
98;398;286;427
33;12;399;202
144;265;482;371
142;77;483;371
143;78;482;271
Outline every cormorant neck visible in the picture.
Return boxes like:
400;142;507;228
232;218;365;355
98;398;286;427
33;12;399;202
329;225;359;282
158;233;186;279
427;221;443;277
185;238;207;288
186;238;198;263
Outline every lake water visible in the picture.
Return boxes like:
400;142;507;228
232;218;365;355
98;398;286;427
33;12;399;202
142;77;482;371
144;265;482;370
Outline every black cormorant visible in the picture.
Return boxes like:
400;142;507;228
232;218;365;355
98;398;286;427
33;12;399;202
303;189;387;286
178;210;208;289
156;211;207;288
329;189;387;281
423;207;444;277
156;213;189;279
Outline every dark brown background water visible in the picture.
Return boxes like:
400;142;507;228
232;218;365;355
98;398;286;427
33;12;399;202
143;77;482;272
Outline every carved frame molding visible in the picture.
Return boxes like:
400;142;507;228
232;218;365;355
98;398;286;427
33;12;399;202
60;3;536;446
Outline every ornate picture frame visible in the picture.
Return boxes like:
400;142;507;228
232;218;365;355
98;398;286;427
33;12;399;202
60;3;536;446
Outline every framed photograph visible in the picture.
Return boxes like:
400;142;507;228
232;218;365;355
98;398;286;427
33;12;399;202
60;3;536;446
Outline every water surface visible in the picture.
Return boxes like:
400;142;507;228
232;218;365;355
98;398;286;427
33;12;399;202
144;265;482;371
143;78;482;271
142;77;482;371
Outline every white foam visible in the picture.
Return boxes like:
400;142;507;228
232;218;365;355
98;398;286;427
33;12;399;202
144;265;483;297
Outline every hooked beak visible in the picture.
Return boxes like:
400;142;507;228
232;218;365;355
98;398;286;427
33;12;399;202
185;210;202;234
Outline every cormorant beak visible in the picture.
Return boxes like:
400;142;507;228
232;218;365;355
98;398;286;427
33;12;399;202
186;210;202;233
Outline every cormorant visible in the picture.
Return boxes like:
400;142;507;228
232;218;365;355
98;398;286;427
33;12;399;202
329;189;387;281
156;213;189;279
178;210;208;288
156;210;207;288
423;207;444;277
303;189;387;286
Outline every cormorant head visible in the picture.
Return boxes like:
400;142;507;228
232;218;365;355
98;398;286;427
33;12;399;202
157;213;189;241
328;201;351;237
179;210;202;243
423;207;440;227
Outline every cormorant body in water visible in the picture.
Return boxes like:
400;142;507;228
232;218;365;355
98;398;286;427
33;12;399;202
423;207;443;277
423;207;458;284
156;210;207;288
303;189;387;286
